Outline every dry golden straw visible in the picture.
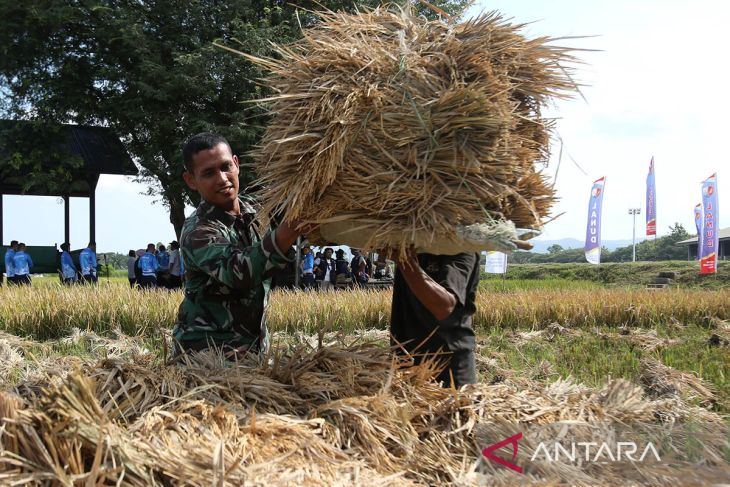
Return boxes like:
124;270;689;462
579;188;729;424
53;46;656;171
231;6;580;251
1;332;728;485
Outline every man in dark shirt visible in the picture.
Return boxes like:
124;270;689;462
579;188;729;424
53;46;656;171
390;252;480;388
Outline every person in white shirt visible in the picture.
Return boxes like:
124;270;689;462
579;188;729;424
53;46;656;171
127;250;137;288
167;240;183;289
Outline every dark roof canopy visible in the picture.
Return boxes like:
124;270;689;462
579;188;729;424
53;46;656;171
677;227;730;245
0;121;137;197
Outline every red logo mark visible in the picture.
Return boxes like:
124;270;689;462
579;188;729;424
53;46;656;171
482;432;523;473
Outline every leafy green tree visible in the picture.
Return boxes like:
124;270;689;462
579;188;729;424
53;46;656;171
0;121;84;195
652;223;691;260
98;252;129;270
509;251;537;264
531;247;585;264
547;244;564;254
0;0;470;237
604;223;690;262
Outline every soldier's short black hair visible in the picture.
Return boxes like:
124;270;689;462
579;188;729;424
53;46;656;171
10;240;18;247
61;242;70;251
182;132;231;173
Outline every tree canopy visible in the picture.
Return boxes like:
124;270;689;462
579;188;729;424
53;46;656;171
0;0;471;237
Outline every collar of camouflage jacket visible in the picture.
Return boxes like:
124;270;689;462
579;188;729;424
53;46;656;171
197;196;258;226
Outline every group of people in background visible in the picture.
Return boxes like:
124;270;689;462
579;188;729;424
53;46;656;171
59;241;98;284
3;240;34;285
3;240;98;286
2;239;184;289
127;241;184;290
299;246;392;290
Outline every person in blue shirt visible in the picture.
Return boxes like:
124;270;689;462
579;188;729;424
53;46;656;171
79;242;98;284
3;240;18;286
179;248;185;286
157;244;170;270
300;244;315;289
156;244;170;287
59;242;78;285
138;243;159;288
12;242;33;285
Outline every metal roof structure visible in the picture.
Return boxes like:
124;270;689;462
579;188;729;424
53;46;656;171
677;227;730;245
0;121;137;245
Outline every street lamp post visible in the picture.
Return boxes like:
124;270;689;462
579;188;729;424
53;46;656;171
628;208;641;262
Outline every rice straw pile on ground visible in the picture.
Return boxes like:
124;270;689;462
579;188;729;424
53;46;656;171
235;6;580;253
1;332;728;486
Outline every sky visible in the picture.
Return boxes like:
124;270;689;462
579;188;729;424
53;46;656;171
2;0;728;253
466;0;730;242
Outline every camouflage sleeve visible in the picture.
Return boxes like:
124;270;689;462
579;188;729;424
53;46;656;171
182;223;294;290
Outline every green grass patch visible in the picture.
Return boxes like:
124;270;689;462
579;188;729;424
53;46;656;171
479;323;730;413
482;261;730;288
479;278;600;292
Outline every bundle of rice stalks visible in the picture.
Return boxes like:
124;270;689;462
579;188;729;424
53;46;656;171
0;340;23;376
708;320;730;347
232;6;580;254
638;358;717;407
61;327;152;358
595;327;682;352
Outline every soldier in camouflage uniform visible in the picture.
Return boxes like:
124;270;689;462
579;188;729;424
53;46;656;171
172;133;300;357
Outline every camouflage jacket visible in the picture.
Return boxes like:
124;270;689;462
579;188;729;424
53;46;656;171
172;197;294;352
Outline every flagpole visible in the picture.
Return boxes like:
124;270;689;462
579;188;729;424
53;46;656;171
552;137;563;190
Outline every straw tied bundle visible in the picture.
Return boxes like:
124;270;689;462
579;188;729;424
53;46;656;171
236;6;580;253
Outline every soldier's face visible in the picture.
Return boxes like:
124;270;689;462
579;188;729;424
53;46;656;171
184;143;240;210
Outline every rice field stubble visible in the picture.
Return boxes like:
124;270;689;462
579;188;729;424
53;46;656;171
0;281;728;484
0;282;727;410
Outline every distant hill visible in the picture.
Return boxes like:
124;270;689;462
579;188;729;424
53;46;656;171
529;238;634;253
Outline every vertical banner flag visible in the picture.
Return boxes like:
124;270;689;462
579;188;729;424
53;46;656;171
694;203;703;260
646;157;656;236
485;251;508;274
700;174;719;274
585;177;606;265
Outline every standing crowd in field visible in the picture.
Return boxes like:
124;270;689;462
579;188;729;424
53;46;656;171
3;240;100;286
126;241;184;290
298;245;393;291
2;239;185;290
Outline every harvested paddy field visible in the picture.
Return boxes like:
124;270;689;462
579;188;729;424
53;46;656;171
0;284;728;485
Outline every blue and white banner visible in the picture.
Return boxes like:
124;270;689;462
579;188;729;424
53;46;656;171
485;251;508;274
584;177;606;265
700;174;719;274
646;157;656;236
